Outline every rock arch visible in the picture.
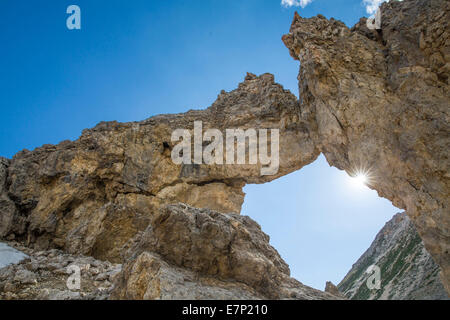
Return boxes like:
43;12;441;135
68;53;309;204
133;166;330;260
0;0;448;297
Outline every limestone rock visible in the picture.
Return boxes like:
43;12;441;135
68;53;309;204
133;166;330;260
282;0;450;293
110;251;263;300
111;203;339;300
0;158;17;238
324;281;345;298
338;212;449;300
1;73;317;263
0;241;121;300
0;0;448;299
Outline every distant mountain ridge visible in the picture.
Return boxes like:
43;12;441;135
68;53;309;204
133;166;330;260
338;212;448;300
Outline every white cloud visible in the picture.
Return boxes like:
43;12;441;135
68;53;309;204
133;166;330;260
281;0;315;8
363;0;403;15
362;0;385;14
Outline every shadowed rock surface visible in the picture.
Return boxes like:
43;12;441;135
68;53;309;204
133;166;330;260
338;212;449;300
0;0;448;299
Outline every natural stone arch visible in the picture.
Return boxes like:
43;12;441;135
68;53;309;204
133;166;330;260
0;73;318;258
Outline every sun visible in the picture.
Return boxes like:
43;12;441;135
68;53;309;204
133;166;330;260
351;173;368;187
347;167;373;190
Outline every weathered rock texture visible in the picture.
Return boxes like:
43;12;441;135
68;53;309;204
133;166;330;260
0;242;121;300
0;73;332;299
111;203;338;300
0;0;448;299
0;73;317;265
282;0;449;292
324;281;346;298
338;212;448;300
0;158;17;238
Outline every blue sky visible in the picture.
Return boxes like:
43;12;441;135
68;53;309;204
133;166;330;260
0;0;398;290
243;155;398;289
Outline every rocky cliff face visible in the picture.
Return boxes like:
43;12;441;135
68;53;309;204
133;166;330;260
282;0;449;292
338;212;448;300
0;0;448;299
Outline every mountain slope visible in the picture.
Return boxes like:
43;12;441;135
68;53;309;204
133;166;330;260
338;212;448;300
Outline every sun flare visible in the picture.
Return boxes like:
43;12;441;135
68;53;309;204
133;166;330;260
351;173;368;187
347;167;374;190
